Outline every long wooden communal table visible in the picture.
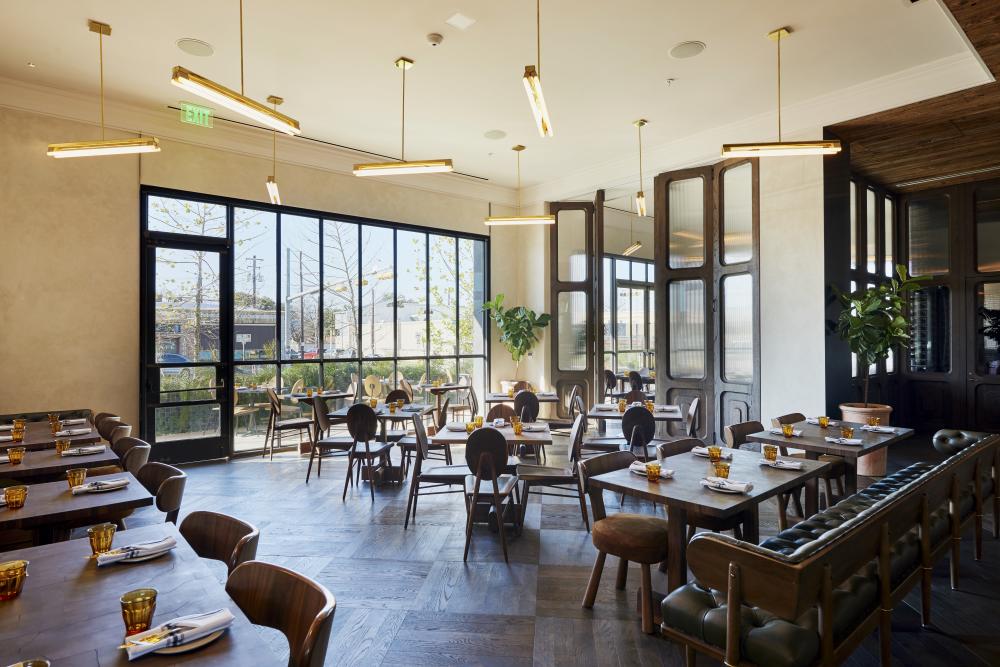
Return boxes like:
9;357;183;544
747;420;915;495
431;423;553;462
0;420;101;452
587;405;683;423
589;448;831;593
0;445;119;483
0;472;152;544
483;392;560;404
0;523;272;665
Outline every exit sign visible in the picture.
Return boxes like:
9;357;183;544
180;101;213;128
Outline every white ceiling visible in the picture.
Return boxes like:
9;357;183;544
0;0;988;197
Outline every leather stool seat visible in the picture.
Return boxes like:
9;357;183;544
592;513;669;564
931;429;990;456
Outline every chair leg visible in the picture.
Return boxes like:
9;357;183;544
491;479;509;564
317;448;323;478
975;513;983;561
342;453;354;501
577;478;591;532
640;563;654;634
791;487;804;517
582;551;607;608
920;566;932;627
777;494;789;531
950;536;960;590
404;476;419;529
615;557;628;590
444;444;453;465
520;482;532;529
306;446;317;483
823;478;834;508
685;646;697;667
464;477;482;562
368;457;376;503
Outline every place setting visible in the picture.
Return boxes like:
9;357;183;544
60;444;107;457
85;522;178;566
69;470;130;495
758;444;804;470
824;425;864;446
699;459;754;495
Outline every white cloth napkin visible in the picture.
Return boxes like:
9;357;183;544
759;458;803;470
629;461;675;479
71;478;130;494
445;422;467;432
523;424;546;432
0;435;12;443
861;425;896;434
56;428;91;437
0;424;12;431
806;417;839;426
537;392;557;397
701;476;753;494
824;436;863;445
0;455;8;464
61;445;107;457
654;405;678;413
594;405;616;411
60;418;88;426
124;608;235;660
691;446;732;460
769;428;803;437
98;536;177;566
492;418;507;428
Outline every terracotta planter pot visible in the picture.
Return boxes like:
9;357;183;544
839;402;893;477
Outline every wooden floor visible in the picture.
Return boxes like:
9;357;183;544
123;436;1000;666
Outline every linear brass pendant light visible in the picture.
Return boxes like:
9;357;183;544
171;1;300;136
622;212;642;257
47;21;161;158
353;57;454;176
523;0;553;137
485;145;555;226
633;119;648;217
265;95;282;204
721;27;841;158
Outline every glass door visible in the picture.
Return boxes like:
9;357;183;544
141;195;232;463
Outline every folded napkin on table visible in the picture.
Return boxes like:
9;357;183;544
522;424;546;432
824;436;863;446
61;445;107;457
98;536;178;566
861;425;896;434
537;392;557;397
0;496;6;507
60;418;88;426
401;406;423;412
769;428;803;437
0;436;12;443
629;461;675;479
56;428;92;437
654;405;678;412
0;424;12;431
71;478;130;495
124;608;235;660
691;446;732;460
701;476;753;494
806;417;839;426
0;455;8;464
759;458;803;470
593;405;616;411
445;422;467;432
492;418;507;428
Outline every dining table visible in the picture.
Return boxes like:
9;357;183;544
615;372;655;391
0;523;273;665
587;404;684;423
327;402;433;441
747;419;915;495
417;383;470;415
588;448;832;593
0;445;119;483
0;472;153;544
1;420;101;452
483;391;560;404
431;422;553;461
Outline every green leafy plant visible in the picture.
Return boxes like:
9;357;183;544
482;293;550;373
834;264;927;407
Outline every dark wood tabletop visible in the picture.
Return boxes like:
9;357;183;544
417;384;470;395
1;421;101;452
282;391;353;402
0;472;153;541
430;423;553;446
327;403;433;420
483;392;559;404
0;446;119;482
589;448;831;592
0;523;273;665
587;405;683;422
747;420;915;495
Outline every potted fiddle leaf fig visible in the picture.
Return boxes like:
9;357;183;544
834;264;926;475
482;293;550;376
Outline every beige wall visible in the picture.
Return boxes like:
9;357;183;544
759;155;827;422
602;207;654;260
0;107;536;426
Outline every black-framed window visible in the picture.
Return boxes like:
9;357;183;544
142;188;489;455
602;254;655;372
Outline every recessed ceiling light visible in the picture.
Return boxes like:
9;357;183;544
445;12;476;31
176;38;214;57
26;61;36;68
669;41;706;59
484;129;507;140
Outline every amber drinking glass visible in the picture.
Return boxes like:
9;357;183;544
645;400;655;412
368;398;378;409
617;399;627;414
867;416;881;427
55;439;71;454
781;423;794;438
397;400;405;409
763;444;778;461
13;419;26;429
645;462;661;482
0;560;29;601
388;403;396;414
4;486;28;509
474;415;484;428
513;422;524;436
120;588;158;636
50;420;63;436
465;422;475;434
66;468;87;489
841;426;855;439
818;416;830;428
88;522;116;556
707;446;722;463
11;428;24;444
7;447;26;465
507;388;514;398
47;413;59;423
713;462;731;479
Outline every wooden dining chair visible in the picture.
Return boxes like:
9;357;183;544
226;561;336;667
546;385;580;436
92;411;116;427
724;419;801;530
517;415;590;530
306;397;353;483
463;427;521;563
342;404;393;503
486;403;516;423
603;369;617;402
448;385;479;421
403;416;470;528
399;377;415;402
771;412;847;509
434;397;451;433
263;388;313;460
620;389;648;405
579;451;668;634
512;380;532;392
96;417;125;441
180;510;260;574
136;461;187;524
109;423;133;447
627;370;644;391
88;436;150;477
362;375;382;400
513;391;540;422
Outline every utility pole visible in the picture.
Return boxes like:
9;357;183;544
246;255;262;308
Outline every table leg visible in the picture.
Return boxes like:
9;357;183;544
741;505;759;544
803;451;820;517
844;459;858;495
666;505;688;592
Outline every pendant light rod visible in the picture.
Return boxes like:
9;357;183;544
536;0;541;75
239;0;245;95
515;144;524;214
401;59;407;161
97;22;105;138
633;119;648;217
774;27;783;141
484;144;554;225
